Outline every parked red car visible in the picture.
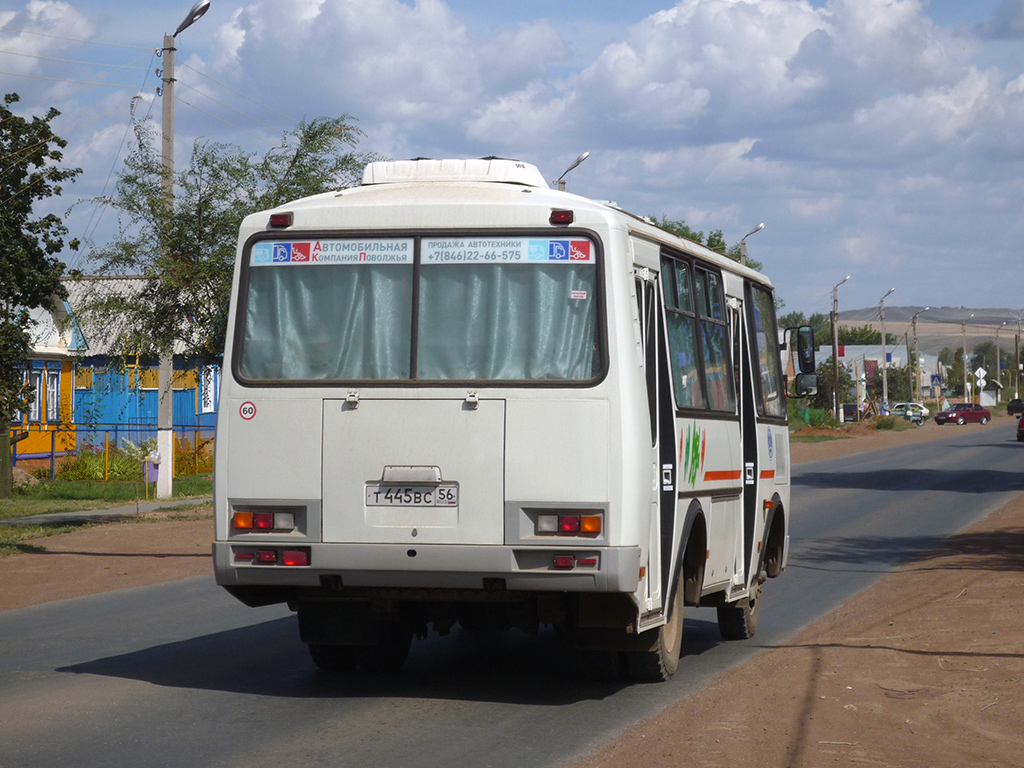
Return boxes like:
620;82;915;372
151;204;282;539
934;403;991;425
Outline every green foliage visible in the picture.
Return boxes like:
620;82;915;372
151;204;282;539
649;215;764;272
0;93;81;421
56;446;146;481
78;110;377;362
809;355;855;412
836;325;898;345
867;363;912;403
874;415;899;431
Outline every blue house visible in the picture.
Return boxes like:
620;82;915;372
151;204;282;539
63;277;220;456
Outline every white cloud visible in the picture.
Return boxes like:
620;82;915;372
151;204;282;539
0;1;95;78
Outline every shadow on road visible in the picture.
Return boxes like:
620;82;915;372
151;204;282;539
57;614;725;702
794;468;1024;495
791;527;1024;572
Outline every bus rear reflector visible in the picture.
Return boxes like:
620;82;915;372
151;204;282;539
256;550;277;564
283;550;309;567
269;212;293;228
552;555;575;569
549;209;574;225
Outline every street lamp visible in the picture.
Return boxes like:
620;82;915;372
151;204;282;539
879;287;895;408
961;313;974;402
910;307;929;401
156;0;211;500
831;275;850;418
739;222;764;266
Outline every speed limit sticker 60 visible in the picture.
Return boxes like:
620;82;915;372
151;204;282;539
239;402;257;420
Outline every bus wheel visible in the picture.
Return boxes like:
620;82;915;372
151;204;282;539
308;644;357;673
717;576;763;640
626;579;684;683
573;649;627;683
354;622;412;674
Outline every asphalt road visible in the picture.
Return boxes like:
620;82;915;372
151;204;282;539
2;423;1020;768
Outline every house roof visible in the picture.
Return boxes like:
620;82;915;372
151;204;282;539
61;276;194;356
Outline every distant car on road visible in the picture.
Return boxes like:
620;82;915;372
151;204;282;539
1008;398;1024;417
934;403;991;425
890;402;930;423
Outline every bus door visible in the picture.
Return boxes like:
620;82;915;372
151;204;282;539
635;269;666;615
738;295;757;590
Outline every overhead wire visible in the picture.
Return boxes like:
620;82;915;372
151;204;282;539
179;62;298;126
0;25;152;51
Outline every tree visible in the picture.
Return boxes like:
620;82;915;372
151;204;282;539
0;93;81;497
77;110;376;362
809;355;855;413
837;324;898;346
650;216;764;273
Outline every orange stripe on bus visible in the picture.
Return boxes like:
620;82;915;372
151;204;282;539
704;470;742;482
760;470;776;479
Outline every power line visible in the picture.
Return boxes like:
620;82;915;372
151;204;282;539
0;69;149;88
180;62;298;125
175;96;277;146
0;47;151;70
0;25;152;51
177;79;284;136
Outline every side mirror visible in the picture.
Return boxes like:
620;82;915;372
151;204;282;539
795;325;815;374
794;372;818;397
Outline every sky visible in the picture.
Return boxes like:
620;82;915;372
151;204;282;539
2;0;1023;318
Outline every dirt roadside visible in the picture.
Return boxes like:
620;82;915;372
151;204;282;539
2;417;1022;767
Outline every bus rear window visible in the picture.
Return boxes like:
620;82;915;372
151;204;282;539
237;236;601;383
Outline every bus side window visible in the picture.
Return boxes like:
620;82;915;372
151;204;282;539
661;257;705;410
748;284;784;418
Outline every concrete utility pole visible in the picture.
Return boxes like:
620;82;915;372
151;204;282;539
962;313;974;402
831;276;850;418
910;307;929;401
995;322;1007;403
879;288;895;407
157;0;210;499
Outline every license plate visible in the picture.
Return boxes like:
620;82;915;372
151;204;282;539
365;484;459;507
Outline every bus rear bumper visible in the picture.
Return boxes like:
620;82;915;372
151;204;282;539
213;541;642;594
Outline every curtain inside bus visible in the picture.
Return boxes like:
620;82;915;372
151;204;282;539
417;264;597;380
239;244;599;382
240;264;413;380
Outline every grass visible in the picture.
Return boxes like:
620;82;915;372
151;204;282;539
0;522;89;556
0;474;213;556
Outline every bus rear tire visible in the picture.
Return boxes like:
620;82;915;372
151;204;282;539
354;623;413;674
308;643;357;673
717;577;763;640
626;579;684;683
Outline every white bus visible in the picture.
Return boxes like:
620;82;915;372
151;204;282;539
213;158;816;682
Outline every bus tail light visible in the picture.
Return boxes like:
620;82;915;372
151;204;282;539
536;511;602;537
269;212;293;228
232;507;298;532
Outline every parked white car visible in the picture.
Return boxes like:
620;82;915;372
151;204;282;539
890;402;930;420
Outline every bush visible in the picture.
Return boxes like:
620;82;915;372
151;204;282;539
806;408;840;428
874;416;899;431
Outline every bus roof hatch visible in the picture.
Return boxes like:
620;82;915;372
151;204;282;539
361;158;548;188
